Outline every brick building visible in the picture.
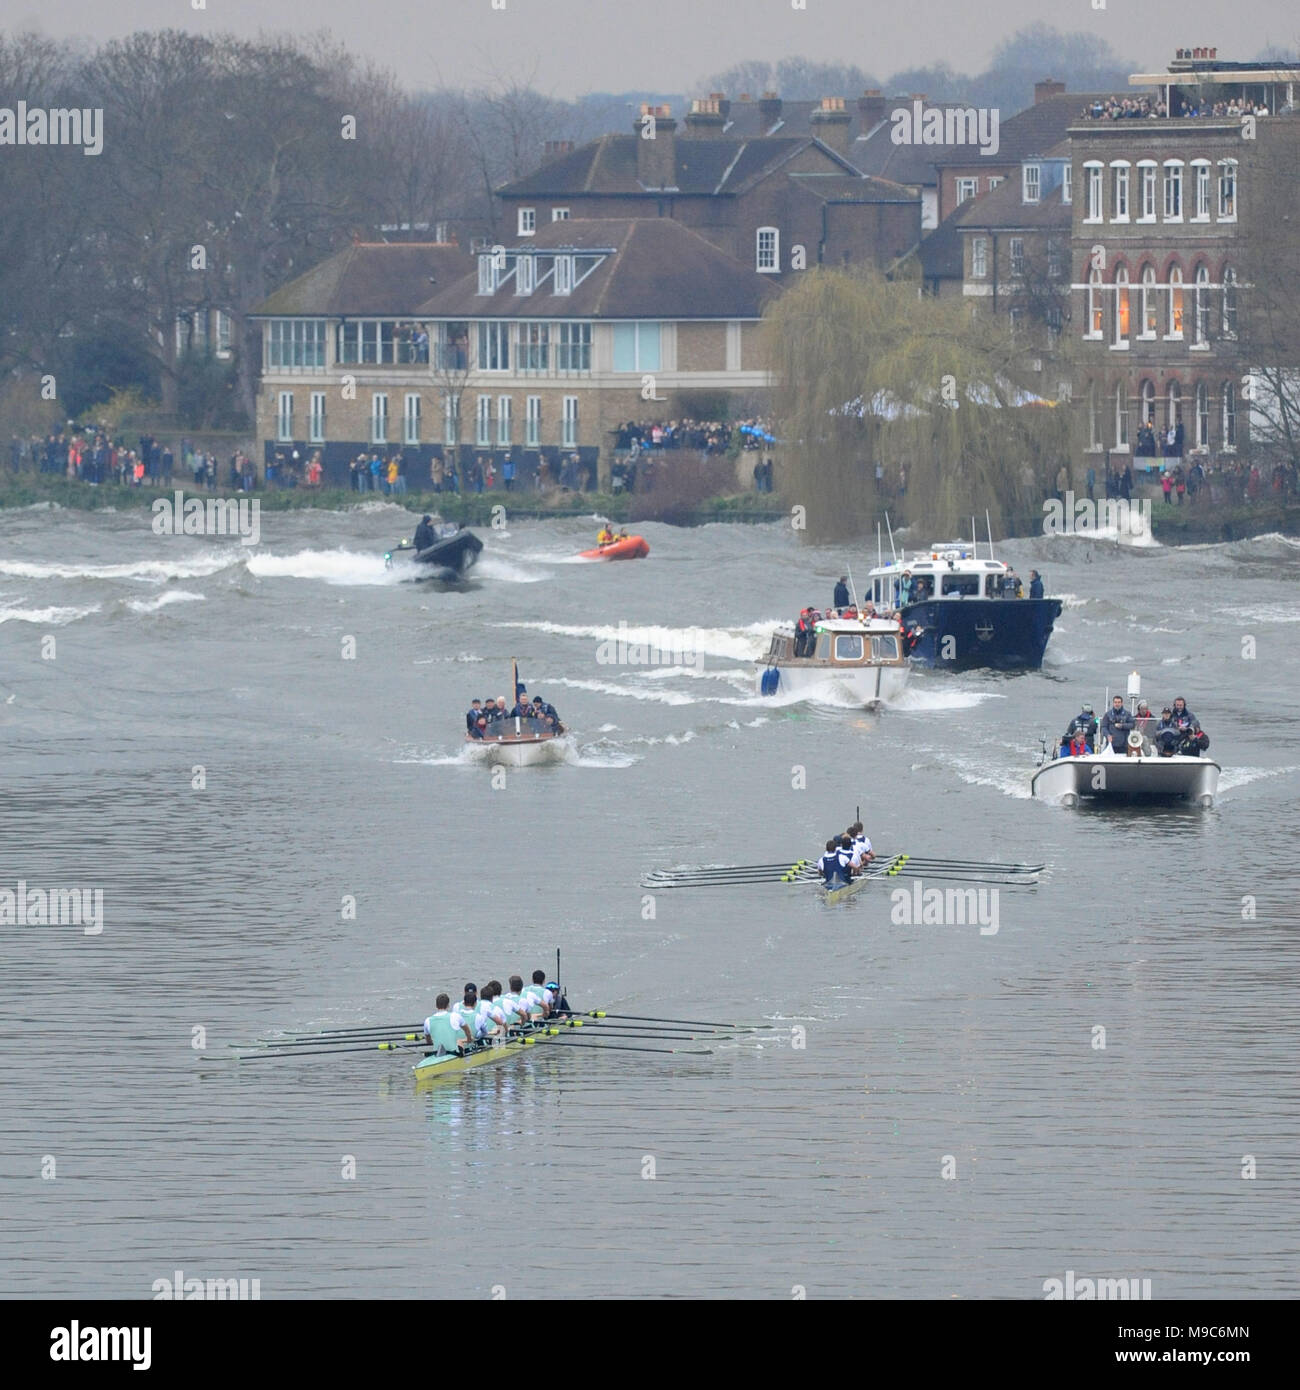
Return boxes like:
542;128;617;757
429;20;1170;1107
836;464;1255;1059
251;221;775;484
494;102;920;279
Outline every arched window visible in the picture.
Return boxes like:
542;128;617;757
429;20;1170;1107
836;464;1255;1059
1218;159;1237;220
1141;265;1158;337
1194;264;1210;345
1196;382;1209;448
1141;380;1156;425
1168;266;1184;337
1163;159;1183;220
1110;161;1130;221
1114;266;1130;345
1167;381;1182;433
1222;266;1238;338
1116;382;1130;448
1223;382;1237;448
1088;267;1104;337
1084;161;1104;221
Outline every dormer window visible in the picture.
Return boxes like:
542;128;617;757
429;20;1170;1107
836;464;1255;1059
554;255;573;294
518;207;536;236
517;255;535;294
477;254;495;295
1023;164;1041;204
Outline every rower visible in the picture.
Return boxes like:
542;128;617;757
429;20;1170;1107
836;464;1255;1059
504;975;543;1021
523;970;555;1018
849;822;875;869
837;835;857;879
424;993;475;1055
475;983;510;1039
459;983;487;1040
494;978;533;1028
413;514;436;551
819;838;851;888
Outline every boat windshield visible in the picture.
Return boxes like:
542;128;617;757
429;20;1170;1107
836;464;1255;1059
941;574;980;597
872;634;899;660
485;716;557;739
834;633;865;662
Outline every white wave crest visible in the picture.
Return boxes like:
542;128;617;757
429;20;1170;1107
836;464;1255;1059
0;554;236;583
124;590;205;614
492;619;774;662
245;549;398;585
0;602;100;626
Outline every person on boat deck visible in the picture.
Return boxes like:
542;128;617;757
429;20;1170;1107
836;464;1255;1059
818;838;852;888
494;695;510;720
849;822;875;869
1062;728;1092;757
898;571;914;604
1154;708;1180;756
1179;726;1210;757
424;993;475;1055
1028;570;1044;600
1171;696;1198;728
413;514;437;551
1065;704;1099;744
597;525;614;546
531;694;560;727
466;699;484;736
833;577;850;609
1100;696;1136;752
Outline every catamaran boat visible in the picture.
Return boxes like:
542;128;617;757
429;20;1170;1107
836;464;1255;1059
757;614;909;706
1031;673;1220;807
466;714;571;768
866;540;1061;671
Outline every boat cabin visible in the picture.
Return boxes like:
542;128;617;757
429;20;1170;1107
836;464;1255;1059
766;617;902;666
867;544;1017;608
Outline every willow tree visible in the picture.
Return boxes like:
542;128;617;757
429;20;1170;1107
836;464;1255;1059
765;268;1072;541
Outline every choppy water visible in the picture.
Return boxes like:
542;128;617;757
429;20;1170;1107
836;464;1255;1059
2;501;1298;1298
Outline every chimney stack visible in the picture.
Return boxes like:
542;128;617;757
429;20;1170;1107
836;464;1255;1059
542;139;575;161
811;96;852;157
684;97;727;138
759;91;783;130
1034;78;1066;104
857;89;886;130
708;91;732;120
634;104;677;189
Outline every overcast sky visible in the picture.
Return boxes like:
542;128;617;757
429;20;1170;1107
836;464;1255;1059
13;1;1299;95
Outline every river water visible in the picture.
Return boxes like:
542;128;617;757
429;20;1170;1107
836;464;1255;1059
1;500;1297;1299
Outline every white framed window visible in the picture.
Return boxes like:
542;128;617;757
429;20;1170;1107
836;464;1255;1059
370;393;388;444
612;322;662;372
1141;380;1156;430
477;254;496;295
475;395;492;447
1140;266;1158;338
971;237;988;279
215;310;232;356
517;256;535;294
1114;266;1130;346
1008;306;1024;337
561;396;578;448
1047;239;1063;278
1009;238;1025;277
957;177;978;205
517;207;536;236
525;396;541;447
267;319;326;369
551;207;570;221
1062;163;1072;204
276;391;293;442
1111;163;1129;221
556;321;592;372
1046;305;1062;345
987;176;1003;191
1139;162;1157;221
1086;268;1104;338
1192;161;1211;220
1194;265;1210;346
1022;164;1040;203
1163;160;1183;221
403;393;421;445
1218;160;1237;220
1222;267;1238;338
1167;381;1181;432
1116;383;1130;448
554;255;573;294
477;321;510;371
1167;266;1184;338
1196;382;1209;448
1085;162;1103;221
518;322;549;371
497;395;512;446
756;227;780;273
308;391;326;444
1222;382;1237;447
444;394;460;446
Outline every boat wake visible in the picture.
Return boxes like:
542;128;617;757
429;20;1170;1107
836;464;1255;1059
474;554;548;584
492;619;773;663
244;548;399;585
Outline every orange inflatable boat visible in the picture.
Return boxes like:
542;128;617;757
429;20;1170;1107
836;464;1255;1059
579;535;649;560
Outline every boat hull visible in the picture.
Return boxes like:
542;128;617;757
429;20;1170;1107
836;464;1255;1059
413;1026;555;1085
388;529;484;581
579;536;649;560
466;733;570;767
756;660;910;707
1031;753;1221;806
822;875;871;904
903;597;1062;670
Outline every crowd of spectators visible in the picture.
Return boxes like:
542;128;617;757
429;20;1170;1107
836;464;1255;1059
612;418;773;455
1081;95;1271;120
8;429;257;489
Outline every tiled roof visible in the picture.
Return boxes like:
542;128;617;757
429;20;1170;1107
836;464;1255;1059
953;180;1071;231
417;218;777;320
788;171;917;203
934;92;1113;166
253;243;468;316
918;210;966;280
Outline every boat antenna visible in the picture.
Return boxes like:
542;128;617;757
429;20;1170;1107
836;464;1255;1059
985;509;995;562
884;512;897;564
847;564;859;609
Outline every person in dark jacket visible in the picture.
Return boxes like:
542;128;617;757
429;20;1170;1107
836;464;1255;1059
413;515;436;551
531;695;561;729
1170;696;1197;727
1028;570;1044;599
1099;695;1136;752
1066;704;1099;745
466;699;484;736
833;577;850;609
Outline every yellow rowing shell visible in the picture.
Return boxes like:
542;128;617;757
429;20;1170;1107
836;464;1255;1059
821;875;873;905
412;1024;559;1086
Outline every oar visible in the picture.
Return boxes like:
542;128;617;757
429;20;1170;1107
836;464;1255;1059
645;859;813;878
547;1040;713;1056
574;1011;767;1030
233;1030;428;1049
228;1039;431;1062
